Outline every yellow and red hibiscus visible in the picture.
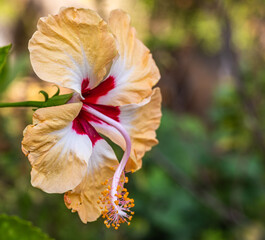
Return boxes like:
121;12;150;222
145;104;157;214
21;7;161;228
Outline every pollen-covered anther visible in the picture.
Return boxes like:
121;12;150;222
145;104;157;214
101;179;109;186
99;176;134;229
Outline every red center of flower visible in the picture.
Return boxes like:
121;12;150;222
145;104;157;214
72;76;120;145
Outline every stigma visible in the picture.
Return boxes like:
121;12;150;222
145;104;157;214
99;175;135;229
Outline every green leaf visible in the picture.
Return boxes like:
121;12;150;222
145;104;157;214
0;52;29;98
0;44;12;74
0;214;53;240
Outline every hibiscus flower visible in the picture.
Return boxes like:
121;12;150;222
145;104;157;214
22;7;161;229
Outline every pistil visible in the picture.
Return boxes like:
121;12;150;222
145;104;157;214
84;105;134;228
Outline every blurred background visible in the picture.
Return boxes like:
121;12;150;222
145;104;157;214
0;0;265;239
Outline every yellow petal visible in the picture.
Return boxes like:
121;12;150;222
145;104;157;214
64;139;118;222
96;9;160;106
29;7;117;95
22;102;93;194
121;88;162;171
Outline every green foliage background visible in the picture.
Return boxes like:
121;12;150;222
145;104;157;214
0;0;265;239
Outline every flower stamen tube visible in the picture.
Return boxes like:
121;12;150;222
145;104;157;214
84;106;134;229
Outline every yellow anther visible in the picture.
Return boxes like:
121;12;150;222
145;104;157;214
128;222;131;226
107;185;111;190
115;227;118;230
131;211;135;215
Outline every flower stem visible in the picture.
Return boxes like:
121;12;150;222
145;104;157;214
0;101;46;108
0;93;73;108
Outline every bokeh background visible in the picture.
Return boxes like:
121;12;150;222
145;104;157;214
0;0;265;239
